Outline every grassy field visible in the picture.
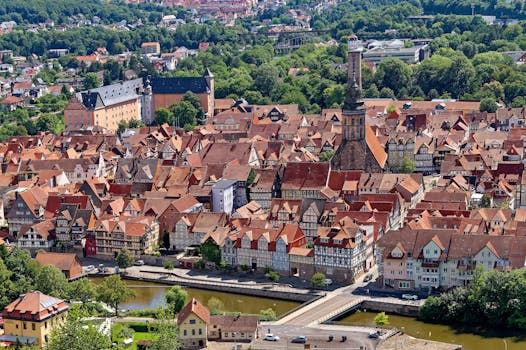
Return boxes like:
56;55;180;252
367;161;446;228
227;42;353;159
112;322;156;350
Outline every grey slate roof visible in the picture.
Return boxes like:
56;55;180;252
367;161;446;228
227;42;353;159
77;78;143;110
150;76;210;94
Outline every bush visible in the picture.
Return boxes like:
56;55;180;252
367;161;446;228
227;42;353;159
126;307;164;319
267;270;280;282
163;261;174;270
311;272;326;287
259;308;277;321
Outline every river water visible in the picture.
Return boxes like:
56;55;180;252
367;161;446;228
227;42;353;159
337;311;526;350
89;278;299;316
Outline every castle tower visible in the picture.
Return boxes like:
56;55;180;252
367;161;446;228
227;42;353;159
140;76;154;125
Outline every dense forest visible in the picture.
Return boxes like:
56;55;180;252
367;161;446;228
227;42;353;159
419;268;526;330
0;0;186;25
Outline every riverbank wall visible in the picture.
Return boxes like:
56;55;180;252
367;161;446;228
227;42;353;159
122;272;321;303
323;298;421;324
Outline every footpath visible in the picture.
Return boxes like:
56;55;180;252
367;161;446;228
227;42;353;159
120;265;323;302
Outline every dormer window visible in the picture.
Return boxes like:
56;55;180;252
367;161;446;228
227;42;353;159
320;238;329;243
334;239;342;245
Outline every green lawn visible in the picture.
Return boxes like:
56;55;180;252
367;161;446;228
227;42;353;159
112;322;156;350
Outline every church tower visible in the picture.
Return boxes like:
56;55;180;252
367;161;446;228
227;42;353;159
342;35;365;143
331;35;387;172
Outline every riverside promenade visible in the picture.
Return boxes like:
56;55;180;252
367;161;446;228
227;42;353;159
120;265;323;302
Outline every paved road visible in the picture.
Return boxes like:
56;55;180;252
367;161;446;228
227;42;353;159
253;325;377;350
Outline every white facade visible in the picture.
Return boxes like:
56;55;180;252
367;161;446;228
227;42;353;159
212;179;236;214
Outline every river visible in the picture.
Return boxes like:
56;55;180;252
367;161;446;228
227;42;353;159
89;278;299;316
337;311;526;350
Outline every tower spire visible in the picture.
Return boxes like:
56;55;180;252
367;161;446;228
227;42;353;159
344;70;364;110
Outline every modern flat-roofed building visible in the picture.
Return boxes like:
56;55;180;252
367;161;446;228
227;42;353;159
363;45;429;64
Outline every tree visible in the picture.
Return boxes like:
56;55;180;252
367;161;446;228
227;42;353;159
375;58;412;95
171;100;197;127
116;248;134;269
379;87;395;99
154;108;172;126
447;56;475;98
480;98;498;113
35;264;69;298
117;120;128;134
5;247;39;295
200;241;221;264
96;274;136;316
67;278;97;303
207;297;225;313
374;312;389;327
399;156;416;173
117;325;135;340
182;92;206;125
252;63;280;98
259;308;277;321
311;272;326;287
318;150;334;162
46;310;113;350
479;193;491;208
165;286;188;315
147;311;180;350
83;73;100;90
0;257;14;309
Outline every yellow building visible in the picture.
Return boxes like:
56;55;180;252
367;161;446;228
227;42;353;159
64;78;143;131
0;291;69;347
177;298;210;349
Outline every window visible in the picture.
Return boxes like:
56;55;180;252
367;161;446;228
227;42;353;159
23;322;27;329
184;330;187;336
198;328;202;335
32;323;35;331
192;329;195;336
189;319;196;324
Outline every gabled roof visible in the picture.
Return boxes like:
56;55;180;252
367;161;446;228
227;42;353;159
177;298;210;324
35;252;80;273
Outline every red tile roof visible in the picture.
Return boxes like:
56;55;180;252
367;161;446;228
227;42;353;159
177;298;210;324
2;291;69;321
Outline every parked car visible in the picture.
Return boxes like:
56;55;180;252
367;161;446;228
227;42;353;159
402;294;418;300
324;278;333;285
363;274;373;282
263;334;280;341
368;332;379;339
84;265;95;272
291;336;307;343
134;260;145;266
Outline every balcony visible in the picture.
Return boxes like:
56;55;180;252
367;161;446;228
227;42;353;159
421;261;440;268
457;261;476;271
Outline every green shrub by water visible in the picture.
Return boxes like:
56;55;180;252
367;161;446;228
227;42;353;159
419;268;526;329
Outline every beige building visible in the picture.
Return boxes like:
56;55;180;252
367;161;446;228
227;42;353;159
178;298;210;349
0;291;69;347
64;79;143;131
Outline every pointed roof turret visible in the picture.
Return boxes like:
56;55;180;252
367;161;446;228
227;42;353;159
343;71;364;110
203;67;214;78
